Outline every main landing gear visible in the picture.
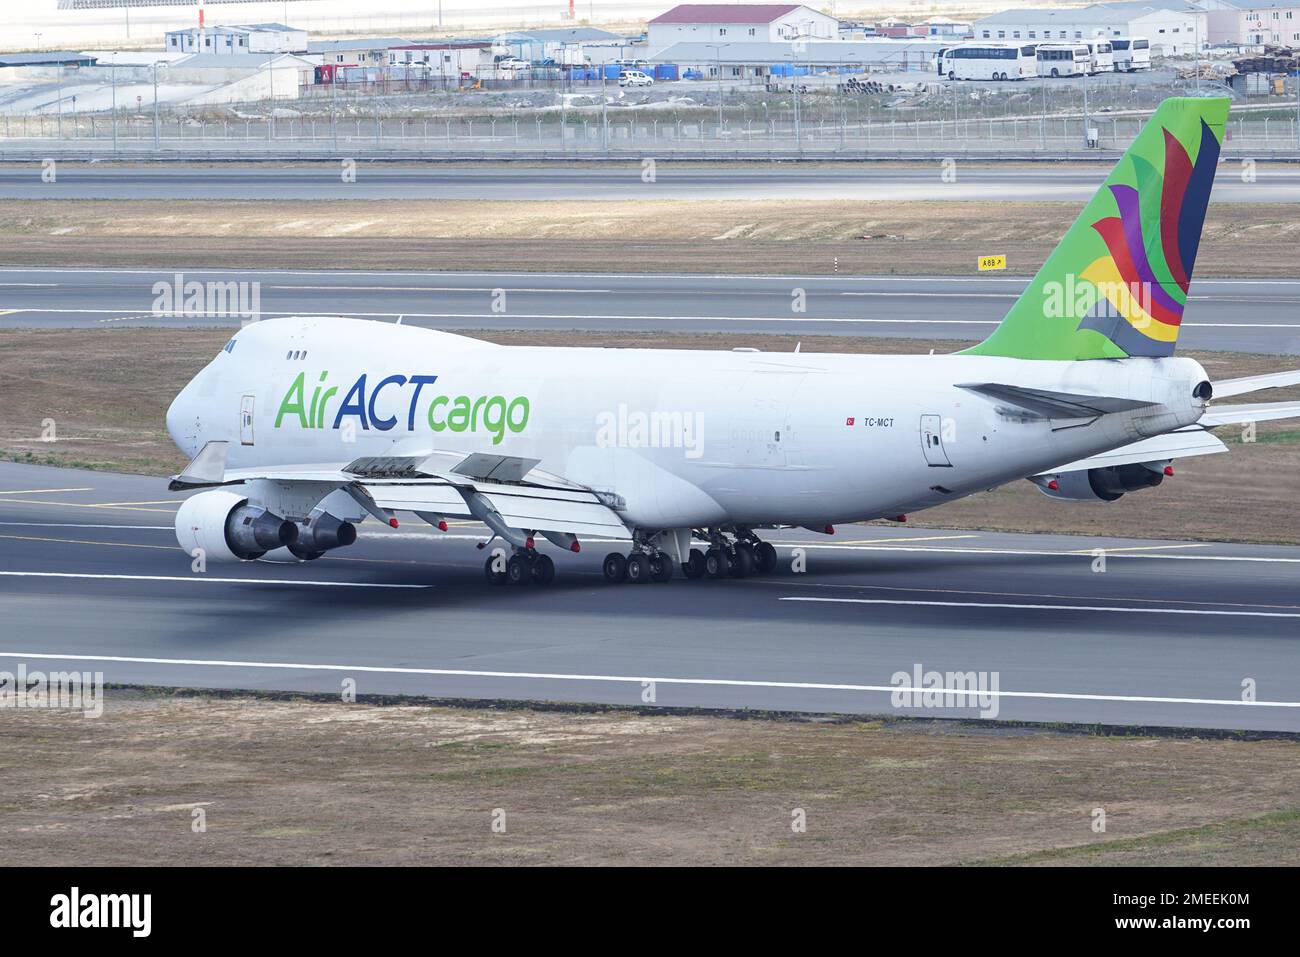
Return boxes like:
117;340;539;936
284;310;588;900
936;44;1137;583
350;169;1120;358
602;549;674;584
603;529;780;584
484;546;556;587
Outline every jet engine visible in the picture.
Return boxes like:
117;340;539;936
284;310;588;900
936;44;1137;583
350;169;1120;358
174;490;299;562
1034;463;1168;503
288;509;359;561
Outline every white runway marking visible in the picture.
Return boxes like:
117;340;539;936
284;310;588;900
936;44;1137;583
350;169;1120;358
0;488;93;495
0;651;1296;710
4;266;1300;287
0;571;428;589
782;596;1300;618
10;307;1300;330
0;522;173;530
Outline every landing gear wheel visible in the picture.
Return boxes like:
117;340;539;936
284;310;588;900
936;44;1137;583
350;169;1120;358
531;553;555;585
682;550;706;579
733;541;756;570
602;552;627;583
484;554;507;585
728;545;755;578
507;554;530;585
704;548;727;579
626;553;651;584
649;552;673;583
754;541;778;574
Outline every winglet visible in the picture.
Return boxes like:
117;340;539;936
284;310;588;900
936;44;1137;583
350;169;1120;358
168;440;230;491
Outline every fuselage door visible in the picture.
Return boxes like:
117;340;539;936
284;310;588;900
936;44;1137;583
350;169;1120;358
240;394;256;446
920;413;951;467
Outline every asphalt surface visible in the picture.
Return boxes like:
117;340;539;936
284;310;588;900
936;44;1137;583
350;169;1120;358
3;163;1300;202
2;461;1298;732
3;266;1298;353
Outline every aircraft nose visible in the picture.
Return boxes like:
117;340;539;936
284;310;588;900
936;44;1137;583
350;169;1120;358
166;380;200;457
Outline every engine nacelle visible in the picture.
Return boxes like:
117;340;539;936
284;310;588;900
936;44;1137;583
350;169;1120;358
288;510;358;561
1035;463;1166;503
175;489;298;562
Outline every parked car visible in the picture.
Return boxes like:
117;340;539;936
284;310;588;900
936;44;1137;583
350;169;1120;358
618;70;654;87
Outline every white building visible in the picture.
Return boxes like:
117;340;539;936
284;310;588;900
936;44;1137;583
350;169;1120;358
164;23;309;56
388;42;496;78
650;38;949;77
647;4;841;53
1197;1;1300;45
973;3;1208;55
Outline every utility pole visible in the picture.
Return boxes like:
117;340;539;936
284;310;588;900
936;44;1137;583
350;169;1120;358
706;44;725;138
111;58;117;151
152;61;161;150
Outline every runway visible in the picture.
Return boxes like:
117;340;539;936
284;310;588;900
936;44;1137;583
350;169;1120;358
2;461;1298;733
3;266;1299;353
3;163;1300;202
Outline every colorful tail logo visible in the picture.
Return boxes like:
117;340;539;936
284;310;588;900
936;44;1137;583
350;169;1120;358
964;97;1229;362
1080;119;1222;357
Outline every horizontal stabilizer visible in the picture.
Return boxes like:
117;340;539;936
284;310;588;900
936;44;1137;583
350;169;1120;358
957;382;1158;419
1039;428;1227;475
1213;370;1300;399
1200;401;1300;427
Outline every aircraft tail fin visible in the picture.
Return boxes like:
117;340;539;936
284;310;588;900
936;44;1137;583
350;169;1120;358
962;96;1229;361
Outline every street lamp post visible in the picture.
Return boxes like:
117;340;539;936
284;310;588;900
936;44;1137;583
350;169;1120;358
110;57;117;151
152;61;165;150
705;43;726;138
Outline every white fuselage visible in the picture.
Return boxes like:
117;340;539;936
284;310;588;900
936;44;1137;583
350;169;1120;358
167;317;1210;531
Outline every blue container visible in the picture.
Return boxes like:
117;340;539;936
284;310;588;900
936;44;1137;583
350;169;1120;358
654;64;679;81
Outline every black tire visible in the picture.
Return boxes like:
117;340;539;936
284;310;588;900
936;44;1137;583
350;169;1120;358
704;548;726;579
484;554;507;585
602;551;627;583
626;553;651;584
733;541;756;570
682;550;706;579
947;71;955;81
531;553;555;585
1050;68;1059;78
507;554;530;585
728;545;755;578
650;552;673;583
754;541;779;574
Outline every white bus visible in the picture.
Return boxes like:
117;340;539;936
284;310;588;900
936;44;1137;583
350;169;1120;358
1110;37;1152;72
1036;44;1091;78
941;43;1038;81
1085;40;1114;74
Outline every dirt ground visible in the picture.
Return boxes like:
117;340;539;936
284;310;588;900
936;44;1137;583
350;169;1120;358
2;327;1296;544
1;692;1295;866
1;199;1297;276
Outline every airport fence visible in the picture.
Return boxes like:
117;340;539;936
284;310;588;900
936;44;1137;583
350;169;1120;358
2;111;1299;158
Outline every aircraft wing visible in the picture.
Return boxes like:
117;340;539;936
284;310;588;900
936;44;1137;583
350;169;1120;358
1038;428;1228;475
170;443;628;543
